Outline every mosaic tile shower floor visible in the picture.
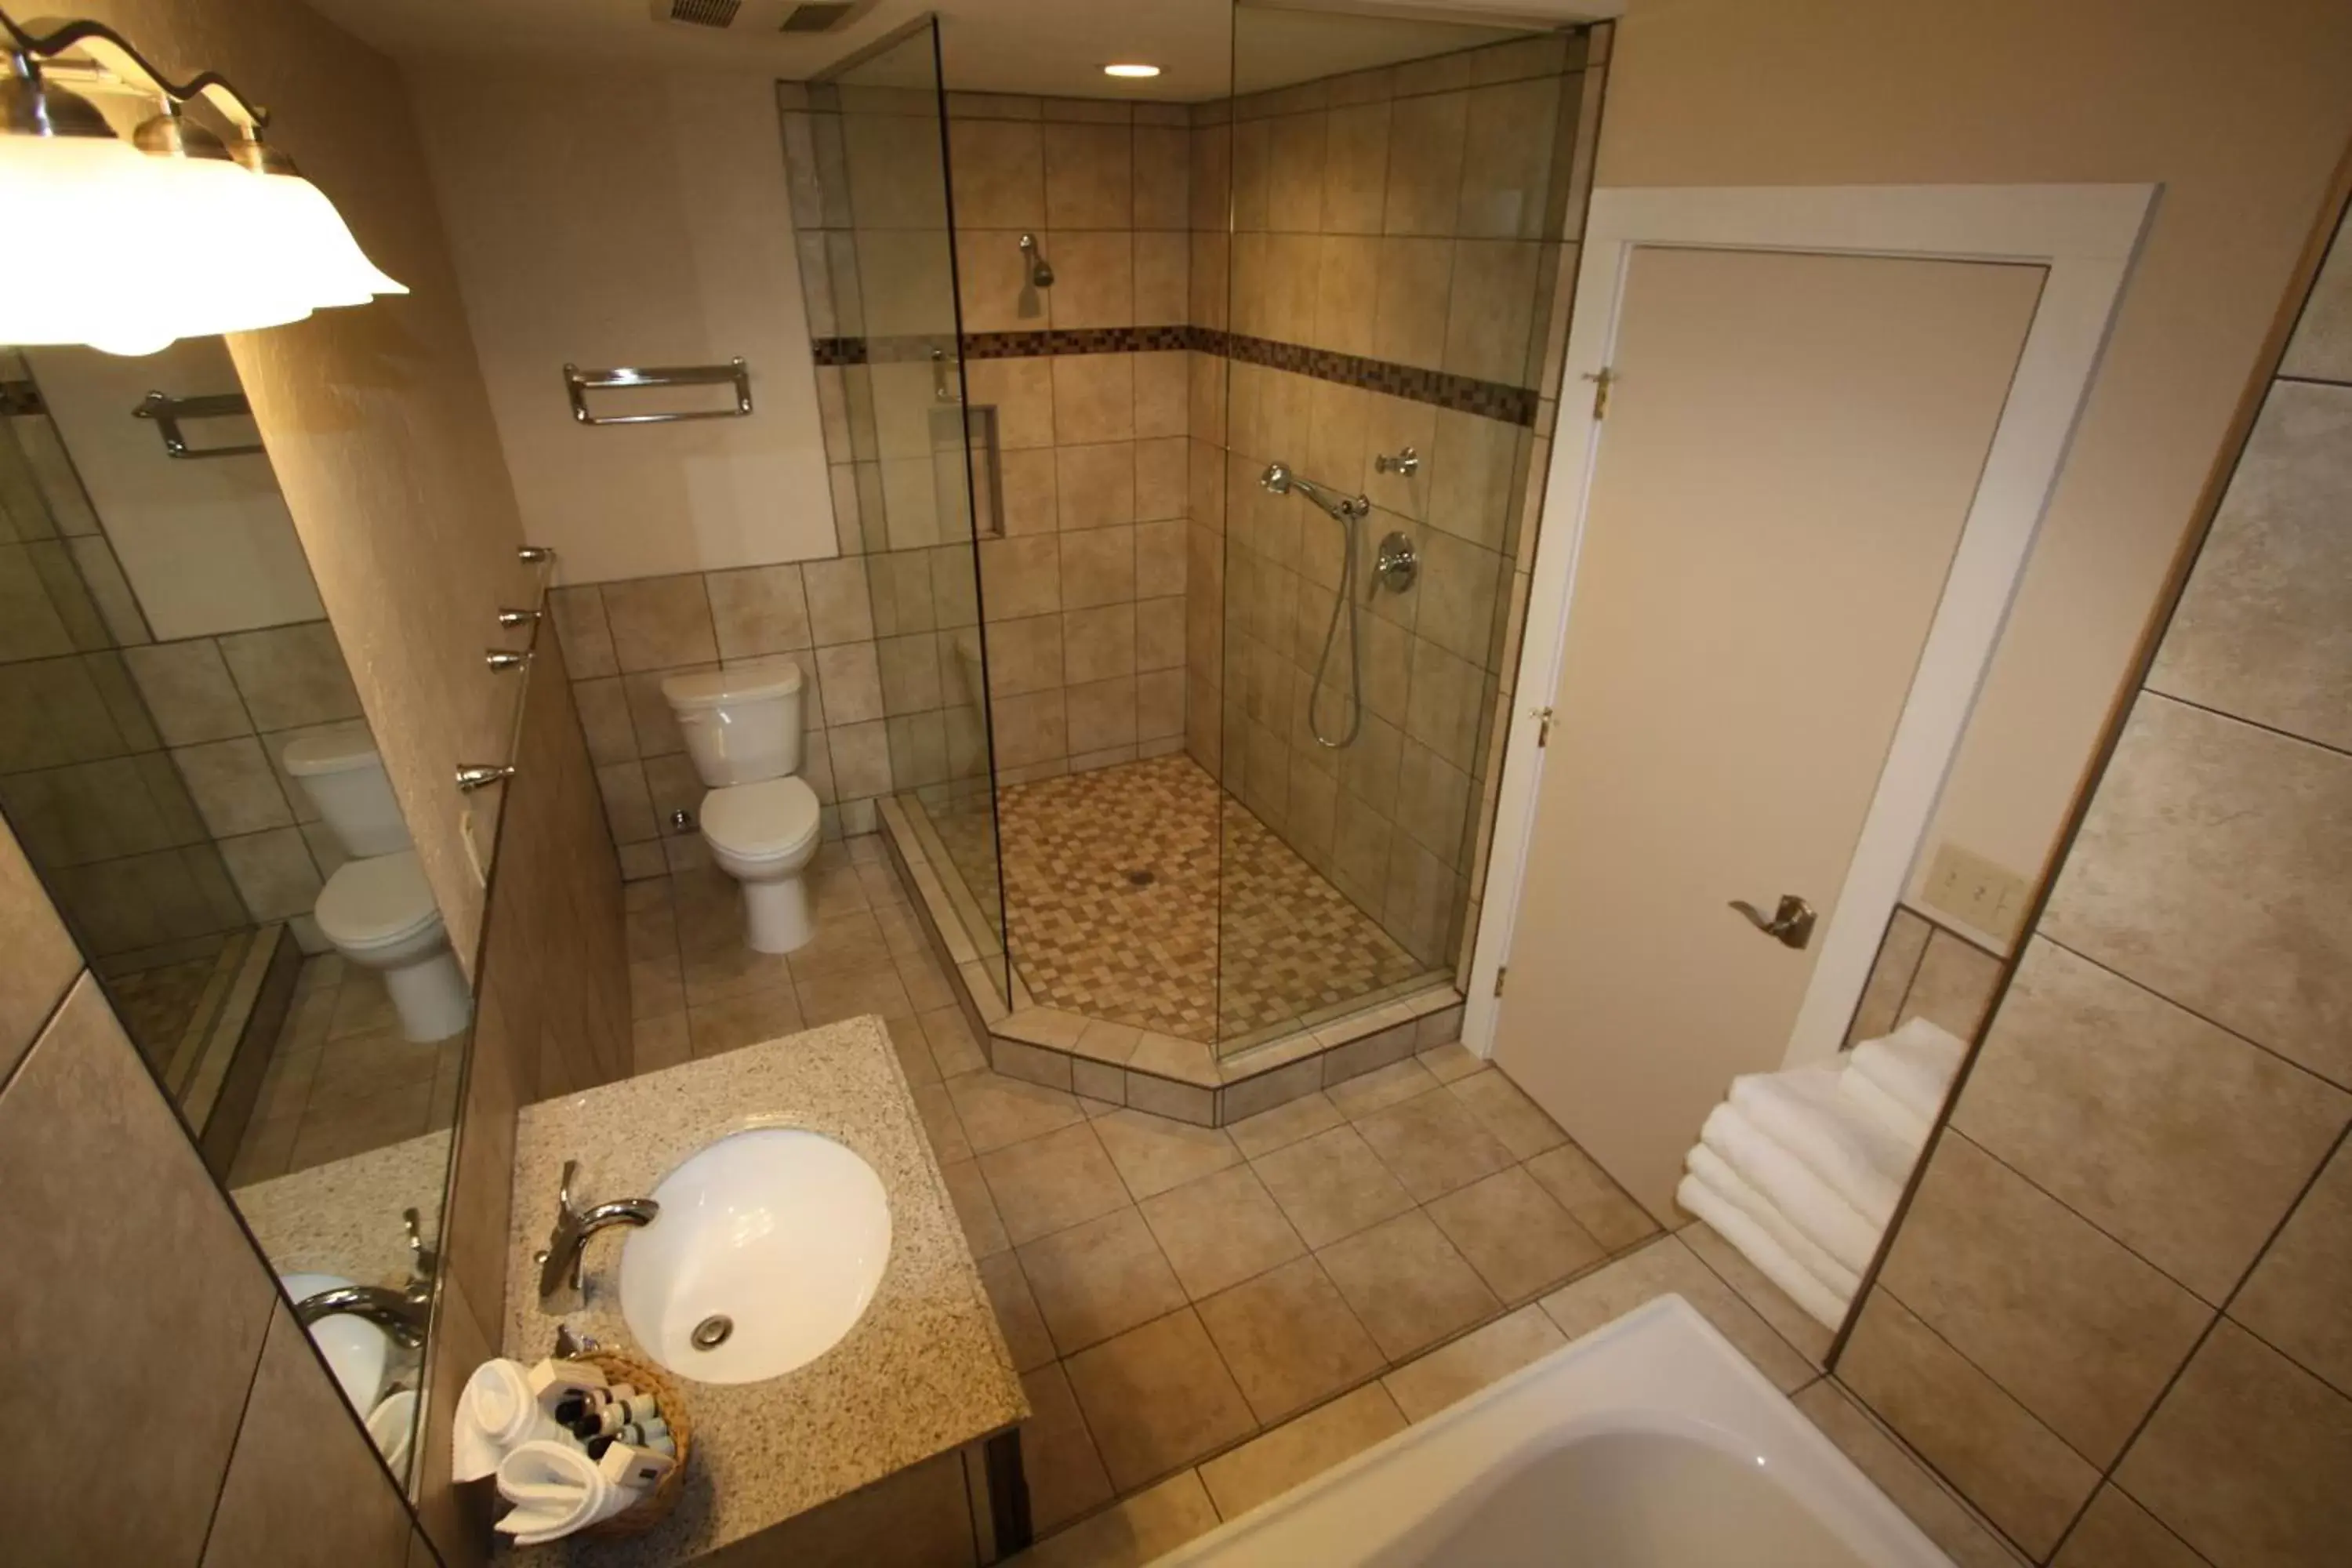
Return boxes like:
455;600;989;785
926;753;1435;1045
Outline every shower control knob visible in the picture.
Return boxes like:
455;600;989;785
1374;446;1420;476
1375;532;1419;593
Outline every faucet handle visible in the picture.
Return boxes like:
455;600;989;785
402;1205;439;1285
557;1157;579;1217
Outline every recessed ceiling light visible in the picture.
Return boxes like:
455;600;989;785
1102;62;1161;78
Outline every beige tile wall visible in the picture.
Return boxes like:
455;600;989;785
1836;194;2352;1566
1184;38;1592;972
0;818;416;1565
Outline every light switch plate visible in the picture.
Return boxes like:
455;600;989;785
1921;841;2031;944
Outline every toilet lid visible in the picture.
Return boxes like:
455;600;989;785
701;777;822;860
314;850;442;949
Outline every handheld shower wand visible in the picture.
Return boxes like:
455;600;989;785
1261;461;1372;748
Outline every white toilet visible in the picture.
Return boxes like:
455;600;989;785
661;664;824;954
282;732;472;1044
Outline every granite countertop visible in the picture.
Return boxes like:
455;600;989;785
499;1016;1027;1565
234;1127;452;1289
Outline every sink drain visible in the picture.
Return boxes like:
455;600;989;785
691;1315;734;1351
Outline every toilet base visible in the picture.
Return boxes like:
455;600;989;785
383;949;473;1043
742;873;814;954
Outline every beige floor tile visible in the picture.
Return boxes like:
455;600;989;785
982;1122;1134;1244
887;1016;942;1087
686;982;805;1057
1197;1382;1406;1521
1093;1109;1241;1199
1382;1302;1566;1423
1019;1207;1188;1355
628;960;684;1022
1524;1141;1661;1251
1415;1041;1483;1083
1446;1068;1569;1159
679;937;796;1008
1425;1165;1605;1303
1541;1236;1813;1392
924;1005;989;1076
630;1014;691;1077
949;1069;1085;1152
914;1080;975;1165
1318;1210;1501;1362
1196;1256;1386;1425
1063;1308;1258;1492
795;961;916;1026
1250;1123;1416;1249
1352;1087;1514;1203
783;910;895;983
1682;1217;1835;1365
2053;1486;2199;1568
1225;1090;1344;1160
1140;1164;1308;1301
1020;1362;1116;1535
1794;1381;2026;1568
978;1250;1056;1371
1327;1058;1441;1120
1020;1470;1221;1568
942;1156;1006;1257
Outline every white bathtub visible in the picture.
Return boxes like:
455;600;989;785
1156;1295;1952;1567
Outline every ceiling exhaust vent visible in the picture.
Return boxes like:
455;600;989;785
666;0;742;27
778;2;859;32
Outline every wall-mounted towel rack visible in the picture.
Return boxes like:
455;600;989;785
564;358;753;426
132;390;263;459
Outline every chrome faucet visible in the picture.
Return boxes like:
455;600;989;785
536;1160;659;1301
293;1207;437;1348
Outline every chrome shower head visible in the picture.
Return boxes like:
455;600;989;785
1018;232;1054;288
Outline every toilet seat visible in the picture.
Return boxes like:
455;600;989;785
701;777;822;863
315;850;442;953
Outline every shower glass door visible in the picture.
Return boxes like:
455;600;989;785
1213;5;1589;1056
780;20;1009;1007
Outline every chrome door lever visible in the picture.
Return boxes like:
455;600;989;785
1730;894;1816;949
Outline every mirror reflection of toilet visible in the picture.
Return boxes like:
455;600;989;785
661;663;822;954
281;733;471;1044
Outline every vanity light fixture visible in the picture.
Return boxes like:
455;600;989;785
0;8;404;357
1102;62;1161;78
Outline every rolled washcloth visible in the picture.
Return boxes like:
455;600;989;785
452;1359;566;1483
1686;1144;1862;1303
1845;1017;1969;1126
1676;1171;1852;1331
1699;1102;1884;1279
494;1440;638;1545
1729;1065;1918;1226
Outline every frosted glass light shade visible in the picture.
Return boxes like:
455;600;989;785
0;129;404;355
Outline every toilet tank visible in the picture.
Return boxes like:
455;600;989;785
662;664;804;786
281;731;412;858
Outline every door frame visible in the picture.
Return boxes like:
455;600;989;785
1467;182;2156;1065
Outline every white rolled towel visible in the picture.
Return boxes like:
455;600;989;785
1838;1065;1930;1146
1730;1065;1917;1225
1677;1172;1852;1331
1700;1102;1883;1278
452;1359;563;1483
494;1440;637;1546
1847;1017;1968;1124
1686;1144;1862;1302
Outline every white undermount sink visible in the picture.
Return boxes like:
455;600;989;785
619;1128;892;1385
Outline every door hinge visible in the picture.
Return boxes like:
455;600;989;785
1494;966;1508;998
1582;366;1614;419
1532;706;1555;746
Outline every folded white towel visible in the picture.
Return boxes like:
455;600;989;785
1677;1172;1851;1331
1838;1065;1931;1146
1848;1017;1968;1124
494;1440;637;1546
1700;1102;1883;1277
1730;1065;1917;1225
453;1359;562;1484
1686;1145;1862;1301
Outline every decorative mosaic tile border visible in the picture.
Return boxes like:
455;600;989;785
810;325;1538;426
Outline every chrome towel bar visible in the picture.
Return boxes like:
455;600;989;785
564;358;753;426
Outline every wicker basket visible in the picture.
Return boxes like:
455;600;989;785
573;1348;693;1537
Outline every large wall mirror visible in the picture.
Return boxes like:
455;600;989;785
0;338;481;1497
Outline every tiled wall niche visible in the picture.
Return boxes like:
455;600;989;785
1189;33;1599;975
0;381;368;964
1831;191;2352;1566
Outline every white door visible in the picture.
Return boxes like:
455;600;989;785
1494;245;2043;1217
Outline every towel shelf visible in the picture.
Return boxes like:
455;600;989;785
564;359;753;426
132;390;263;459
